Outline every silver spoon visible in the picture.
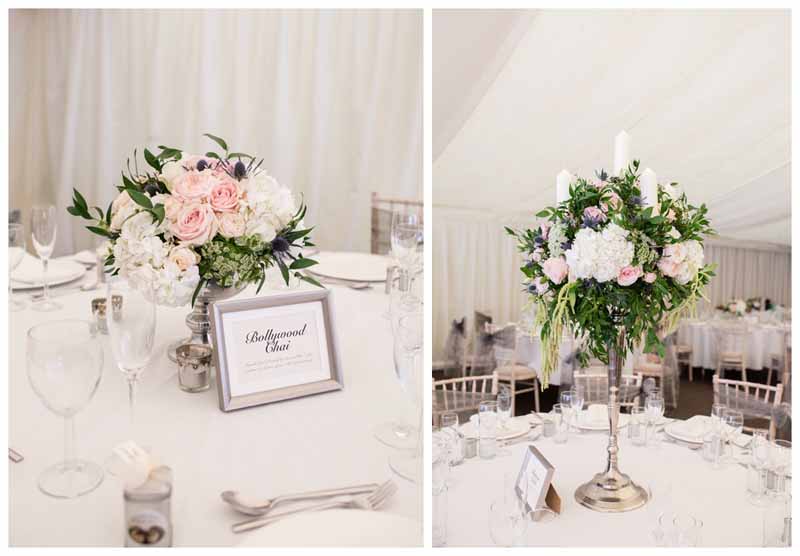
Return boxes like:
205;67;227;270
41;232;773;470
221;482;380;516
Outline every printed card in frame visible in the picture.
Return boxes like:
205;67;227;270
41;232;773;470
209;289;343;411
515;445;560;514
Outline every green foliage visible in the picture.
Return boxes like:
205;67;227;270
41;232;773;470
508;161;716;383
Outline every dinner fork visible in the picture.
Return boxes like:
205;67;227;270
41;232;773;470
231;480;397;533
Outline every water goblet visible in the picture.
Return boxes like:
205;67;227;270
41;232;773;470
645;393;665;446
747;430;770;506
9;222;26;311
26;320;104;497
30;204;61;311
711;402;726;432
106;279;156;428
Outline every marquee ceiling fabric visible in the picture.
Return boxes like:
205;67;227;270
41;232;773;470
433;9;791;245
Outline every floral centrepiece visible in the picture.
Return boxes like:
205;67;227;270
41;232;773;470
717;297;761;315
507;161;715;387
68;134;319;306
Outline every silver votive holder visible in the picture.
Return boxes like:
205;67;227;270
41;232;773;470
175;344;212;393
91;298;108;334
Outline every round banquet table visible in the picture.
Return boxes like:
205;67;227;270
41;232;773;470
677;319;790;370
443;415;768;547
9;276;421;547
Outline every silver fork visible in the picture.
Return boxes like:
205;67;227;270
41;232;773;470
231;480;397;533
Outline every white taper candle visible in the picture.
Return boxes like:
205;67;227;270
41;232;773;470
640;167;658;210
613;130;631;176
556;170;571;204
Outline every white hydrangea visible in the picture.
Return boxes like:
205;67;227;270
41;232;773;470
112;209;200;306
564;222;634;283
239;171;297;241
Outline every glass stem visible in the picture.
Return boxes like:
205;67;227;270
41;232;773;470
127;373;139;427
42;258;50;301
64;415;75;467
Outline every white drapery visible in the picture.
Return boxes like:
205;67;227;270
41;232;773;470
10;9;422;255
433;208;792;359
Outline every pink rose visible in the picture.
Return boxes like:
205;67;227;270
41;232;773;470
583;206;607;222
209;178;240;213
643;272;657;283
171;203;218;245
172;171;218;202
542;256;569;285
218;212;246;238
617;266;642;286
606;192;622;210
657;257;680;278
540;222;551;240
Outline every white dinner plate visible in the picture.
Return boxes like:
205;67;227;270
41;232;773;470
309;251;391;283
576;412;631;431
236;509;420;547
663;417;709;445
11;259;86;290
460;418;530;441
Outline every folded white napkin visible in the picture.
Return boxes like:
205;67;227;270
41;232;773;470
671;415;708;439
12;252;85;284
585;404;606;422
72;249;98;266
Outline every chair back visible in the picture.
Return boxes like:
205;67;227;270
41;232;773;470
712;323;748;354
713;376;785;439
370;192;422;255
433;373;499;395
573;371;643;410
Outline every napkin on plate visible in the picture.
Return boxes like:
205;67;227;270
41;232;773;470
584;403;607;423
669;415;708;440
12;252;85;284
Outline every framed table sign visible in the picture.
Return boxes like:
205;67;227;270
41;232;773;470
209;289;343;411
515;445;561;515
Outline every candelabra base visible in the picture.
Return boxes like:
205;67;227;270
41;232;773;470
574;469;649;513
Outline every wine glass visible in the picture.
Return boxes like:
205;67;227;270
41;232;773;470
107;279;156;427
9;222;26;311
388;307;423;483
26;320;104;497
497;385;512;427
30;204;61;311
391;207;423;275
711;403;726;432
721;409;744;463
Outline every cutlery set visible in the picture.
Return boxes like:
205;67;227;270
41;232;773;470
223;480;397;533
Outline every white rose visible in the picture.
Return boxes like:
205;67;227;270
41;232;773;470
242;173;281;205
110;191;137;230
160;154;186;190
168;246;199;272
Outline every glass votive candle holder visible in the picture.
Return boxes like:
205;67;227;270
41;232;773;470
124;466;173;547
175;344;212;393
91;298;108;334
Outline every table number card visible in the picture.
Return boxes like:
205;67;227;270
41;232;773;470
516;445;561;515
209;289;343;411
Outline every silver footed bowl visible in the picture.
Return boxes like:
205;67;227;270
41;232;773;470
167;281;246;364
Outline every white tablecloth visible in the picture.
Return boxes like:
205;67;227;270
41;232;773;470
677;319;789;370
10;277;421;546
443;415;767;547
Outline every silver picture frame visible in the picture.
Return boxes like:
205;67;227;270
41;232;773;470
209;288;344;412
516;445;555;513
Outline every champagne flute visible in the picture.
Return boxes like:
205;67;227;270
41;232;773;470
721;409;744;463
389;307;423;483
30;204;61;311
26;320;104;497
9;222;26;311
107;279;156;427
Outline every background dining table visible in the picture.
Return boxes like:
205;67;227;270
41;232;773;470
443;414;769;547
9;267;421;546
677;318;790;370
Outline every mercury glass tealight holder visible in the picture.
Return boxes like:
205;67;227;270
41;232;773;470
175;344;213;393
91;298;108;334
